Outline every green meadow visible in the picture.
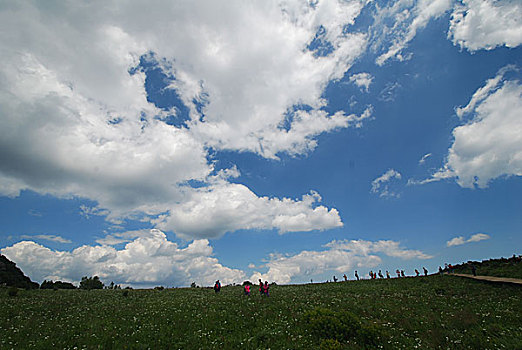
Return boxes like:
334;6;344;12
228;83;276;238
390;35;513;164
1;276;521;349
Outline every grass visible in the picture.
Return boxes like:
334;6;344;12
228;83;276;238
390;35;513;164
451;255;522;279
1;275;521;349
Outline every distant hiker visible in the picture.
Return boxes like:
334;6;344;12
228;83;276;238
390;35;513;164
355;271;359;281
396;269;401;278
386;271;390;279
378;270;383;279
369;271;373;279
343;274;348;282
448;264;454;274
444;263;448;272
439;266;443;276
259;279;264;296
214;280;221;293
423;267;428;276
263;281;270;297
244;284;251;296
333;276;338;283
415;269;420;277
401;270;405;278
471;264;477;276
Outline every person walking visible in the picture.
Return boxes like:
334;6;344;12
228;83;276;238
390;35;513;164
386;271;390;279
259;279;264;296
396;269;401;278
423;267;428;276
355;271;359;281
263;281;270;297
214;280;221;293
343;274;348;282
415;269;420;277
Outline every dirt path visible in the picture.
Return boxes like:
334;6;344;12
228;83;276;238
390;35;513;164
453;273;522;286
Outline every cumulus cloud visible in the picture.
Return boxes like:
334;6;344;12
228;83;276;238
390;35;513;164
448;0;522;51
154;185;343;239
251;239;432;284
19;234;72;244
371;169;402;198
426;66;522;188
2;230;245;287
0;1;371;238
349;72;374;92
446;233;490;247
372;0;453;65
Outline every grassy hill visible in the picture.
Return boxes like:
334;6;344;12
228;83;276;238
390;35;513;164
1;275;521;349
451;254;522;279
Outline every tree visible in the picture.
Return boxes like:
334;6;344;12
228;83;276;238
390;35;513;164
79;276;104;290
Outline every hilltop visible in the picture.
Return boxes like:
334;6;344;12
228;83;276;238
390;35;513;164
450;254;522;279
0;254;38;289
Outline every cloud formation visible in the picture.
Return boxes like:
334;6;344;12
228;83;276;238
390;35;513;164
446;233;490;247
371;169;402;198
448;0;522;51
372;0;453;65
350;72;374;92
428;66;522;188
0;1;372;238
251;239;432;284
2;230;245;287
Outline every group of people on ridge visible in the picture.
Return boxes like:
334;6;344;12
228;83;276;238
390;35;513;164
214;279;270;297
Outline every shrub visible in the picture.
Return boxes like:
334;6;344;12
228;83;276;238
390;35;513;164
122;290;129;297
154;286;165;291
320;338;342;350
8;287;18;297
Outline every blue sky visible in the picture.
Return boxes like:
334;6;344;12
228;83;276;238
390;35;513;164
1;0;521;287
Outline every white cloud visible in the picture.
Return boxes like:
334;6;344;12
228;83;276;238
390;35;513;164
251;239;432;284
372;0;453;65
0;1;369;238
448;0;522;51
154;185;342;239
349;72;374;92
446;233;490;247
427;67;522;188
19;234;72;244
371;169;402;198
419;153;432;164
2;229;245;287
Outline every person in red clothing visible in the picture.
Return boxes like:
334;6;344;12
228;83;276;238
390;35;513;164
244;284;251;296
259;279;263;296
263;281;270;297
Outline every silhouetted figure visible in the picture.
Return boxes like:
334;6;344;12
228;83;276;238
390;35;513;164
396;269;401;278
386;271;390;279
400;270;405;277
244;284;250;296
355;271;359;281
333;275;338;283
343;274;348;282
214;280;221;293
439;266;443;276
259;279;264;295
415;269;420;277
423;267;428;276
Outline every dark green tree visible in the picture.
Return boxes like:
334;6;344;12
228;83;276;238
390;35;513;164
79;276;104;290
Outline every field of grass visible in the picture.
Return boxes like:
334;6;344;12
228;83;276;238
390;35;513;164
1;275;521;349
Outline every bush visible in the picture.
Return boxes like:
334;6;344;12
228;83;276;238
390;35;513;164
302;307;387;348
122;290;129;297
8;287;18;297
154;286;165;291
